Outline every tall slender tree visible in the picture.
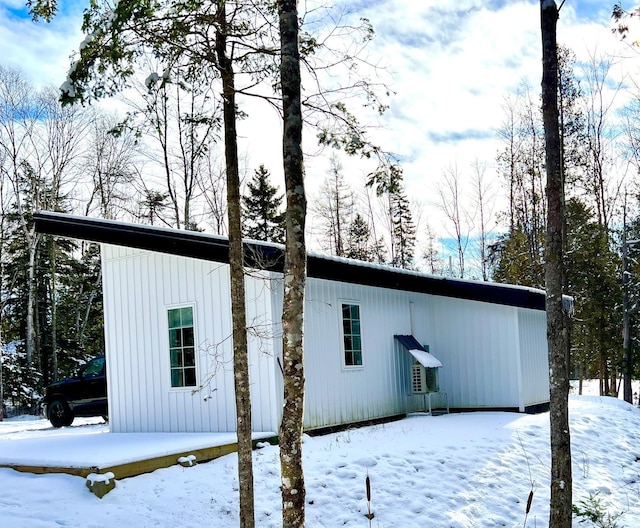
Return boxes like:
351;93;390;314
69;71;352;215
215;4;256;524
313;155;354;256
278;0;307;525
437;163;470;278
541;2;572;527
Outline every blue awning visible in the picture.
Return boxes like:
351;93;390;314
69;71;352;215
394;335;443;368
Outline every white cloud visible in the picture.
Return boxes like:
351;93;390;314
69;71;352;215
1;0;637;259
0;4;84;87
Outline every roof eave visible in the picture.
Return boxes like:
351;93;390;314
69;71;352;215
34;211;546;311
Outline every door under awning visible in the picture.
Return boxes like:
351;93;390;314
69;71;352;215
394;335;443;368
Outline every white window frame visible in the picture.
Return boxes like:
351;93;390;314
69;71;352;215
166;303;199;391
340;301;364;369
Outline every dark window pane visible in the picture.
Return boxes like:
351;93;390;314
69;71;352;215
343;320;351;334
344;335;353;351
181;307;193;327
351;305;359;319
352;336;361;352
184;367;197;387
352;320;360;335
354;350;362;365
183;327;194;347
184;348;195;366
170;349;182;367
344;350;353;365
171;369;183;387
169;328;181;348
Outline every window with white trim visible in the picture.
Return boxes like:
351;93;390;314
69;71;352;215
168;306;197;387
341;303;362;366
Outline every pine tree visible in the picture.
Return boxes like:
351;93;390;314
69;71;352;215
242;165;285;243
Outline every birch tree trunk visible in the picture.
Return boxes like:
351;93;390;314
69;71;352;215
278;0;307;526
216;3;255;527
26;231;40;364
541;2;572;527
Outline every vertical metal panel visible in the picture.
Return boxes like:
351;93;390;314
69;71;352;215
103;243;550;433
101;245;278;433
517;308;550;407
302;278;432;429
428;296;521;409
270;278;284;428
244;271;279;432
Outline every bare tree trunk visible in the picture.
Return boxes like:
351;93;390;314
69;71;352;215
472;159;493;281
216;4;255;527
26;234;39;364
622;200;633;403
278;0;307;526
437;164;468;278
50;243;58;381
541;2;572;527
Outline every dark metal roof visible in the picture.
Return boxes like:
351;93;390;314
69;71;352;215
394;335;426;352
34;211;546;311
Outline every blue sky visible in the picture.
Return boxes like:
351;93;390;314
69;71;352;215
0;0;637;260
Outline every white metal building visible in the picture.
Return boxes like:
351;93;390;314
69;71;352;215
35;212;550;434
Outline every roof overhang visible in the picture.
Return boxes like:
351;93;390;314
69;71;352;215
34;211;547;311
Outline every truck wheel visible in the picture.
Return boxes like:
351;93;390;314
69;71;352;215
48;399;73;428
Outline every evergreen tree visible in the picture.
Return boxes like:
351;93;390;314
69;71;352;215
242;165;285;243
389;185;416;269
489;227;545;288
565;198;621;394
3;199;77;401
366;164;413;269
345;213;377;262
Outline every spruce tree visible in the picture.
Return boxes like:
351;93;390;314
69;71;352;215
345;213;373;262
242;165;285;243
389;186;416;269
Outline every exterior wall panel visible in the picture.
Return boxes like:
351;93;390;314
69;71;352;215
428;297;520;409
102;245;278;433
102;244;548;434
301;278;436;429
518;308;550;407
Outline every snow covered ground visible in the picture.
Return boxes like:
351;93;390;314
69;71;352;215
1;383;640;528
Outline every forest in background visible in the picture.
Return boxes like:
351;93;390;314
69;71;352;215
1;18;640;412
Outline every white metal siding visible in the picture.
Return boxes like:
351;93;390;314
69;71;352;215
102;244;549;433
429;297;521;409
102;245;278;433
518;308;550;407
301;278;435;429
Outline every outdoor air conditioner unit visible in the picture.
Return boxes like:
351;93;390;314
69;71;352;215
412;362;439;394
412;363;428;394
